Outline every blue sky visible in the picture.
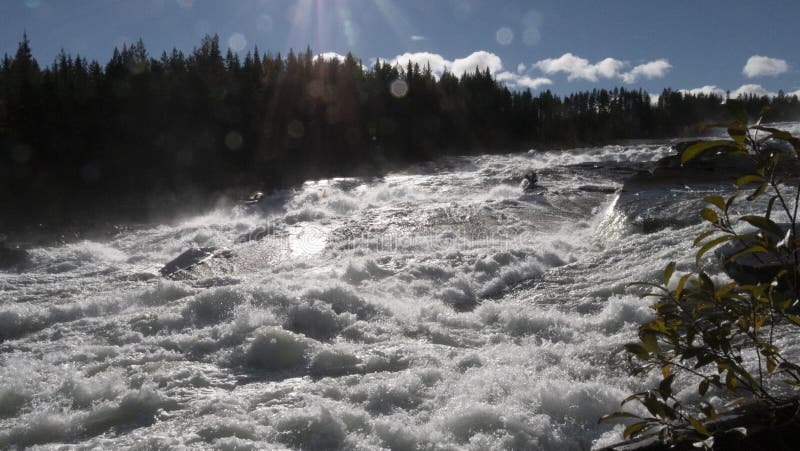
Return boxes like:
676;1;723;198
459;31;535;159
2;0;798;97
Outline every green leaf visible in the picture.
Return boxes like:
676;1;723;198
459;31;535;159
740;215;784;238
693;230;716;247
728;124;747;146
701;403;718;421
624;343;651;360
642;394;668;418
736;174;764;188
715;282;737;299
700;208;719;224
699;379;710;396
746;182;768;201
641;331;659;353
751;125;794;141
765;195;778;219
728;102;748;126
696;235;735;265
623;421;650;439
767;355;777;373
725;370;738;392
663;261;676;286
703;195;726;211
659;374;675;400
695;353;716;369
689;417;711;437
726;245;768;263
681;140;739;164
675;273;692;300
698;272;715;291
598;411;642;423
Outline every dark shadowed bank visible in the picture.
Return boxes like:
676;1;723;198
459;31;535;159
2;34;800;234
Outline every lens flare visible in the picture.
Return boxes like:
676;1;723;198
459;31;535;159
390;79;408;98
495;27;514;46
256;14;274;32
228;33;247;52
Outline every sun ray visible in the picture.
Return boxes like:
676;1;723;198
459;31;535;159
336;0;357;49
287;0;313;50
371;0;416;42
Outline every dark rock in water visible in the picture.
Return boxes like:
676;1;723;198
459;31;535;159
614;141;761;234
160;247;233;278
235;224;275;243
520;170;539;191
614;185;716;234
244;190;264;205
715;225;793;286
0;243;31;271
621;143;754;194
578;185;618;194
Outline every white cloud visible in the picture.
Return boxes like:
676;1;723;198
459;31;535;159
410;35;426;41
495;71;516;83
495;71;553;90
622;59;672;83
318;52;368;70
678;85;727;98
533;53;671;84
317;52;347;62
384;51;551;90
389;52;450;75
515;75;553;90
596;58;627;79
789;89;800;98
496;71;552;90
388;50;503;78
451;51;503;76
731;84;776;98
648;93;660;106
743;55;788;78
533;53;616;82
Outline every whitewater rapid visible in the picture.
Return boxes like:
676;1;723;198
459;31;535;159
2;136;782;449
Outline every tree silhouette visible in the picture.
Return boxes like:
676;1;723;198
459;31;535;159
1;34;799;226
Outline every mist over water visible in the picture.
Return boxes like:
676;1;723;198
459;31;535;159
1;136;781;449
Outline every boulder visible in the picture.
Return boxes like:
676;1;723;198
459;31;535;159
244;190;264;205
520;170;539;191
716;240;787;285
623;141;757;190
578;185;618;194
614;141;759;234
160;247;233;278
235;224;275;243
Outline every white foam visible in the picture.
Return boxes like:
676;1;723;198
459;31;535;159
244;327;315;370
7;128;800;449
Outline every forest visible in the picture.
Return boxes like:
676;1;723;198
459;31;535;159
2;34;800;225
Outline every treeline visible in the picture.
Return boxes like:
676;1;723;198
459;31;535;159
1;34;799;223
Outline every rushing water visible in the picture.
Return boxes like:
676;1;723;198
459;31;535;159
1;129;798;450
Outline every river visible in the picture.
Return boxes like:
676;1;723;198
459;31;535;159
2;126;798;449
